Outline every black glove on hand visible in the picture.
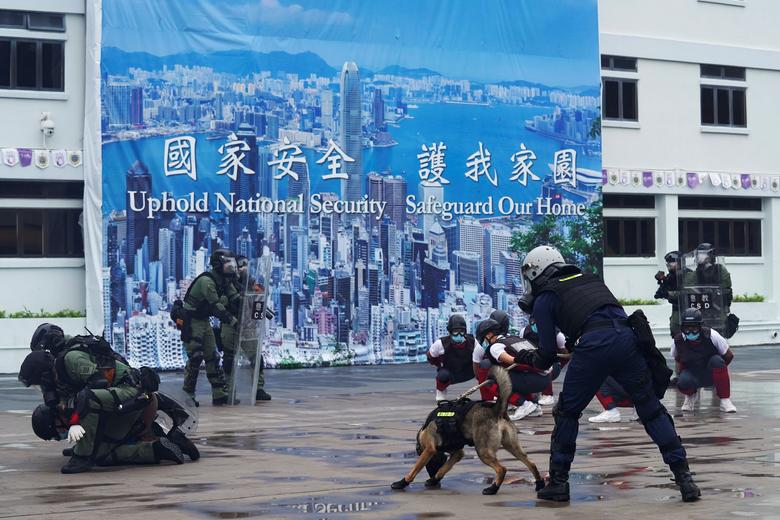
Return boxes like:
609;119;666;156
654;286;668;300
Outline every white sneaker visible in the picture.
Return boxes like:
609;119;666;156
628;408;639;421
538;395;555;406
528;403;543;417
508;401;538;421
681;391;700;412
435;389;447;402
588;408;621;423
719;398;737;413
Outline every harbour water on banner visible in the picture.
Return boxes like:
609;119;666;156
229;250;275;405
677;250;728;334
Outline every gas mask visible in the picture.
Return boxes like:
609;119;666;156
222;258;238;276
696;251;710;266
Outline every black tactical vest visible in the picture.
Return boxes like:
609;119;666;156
673;328;718;368
522;326;539;347
441;335;475;376
538;270;621;338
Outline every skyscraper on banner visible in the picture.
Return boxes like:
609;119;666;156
339;62;362;203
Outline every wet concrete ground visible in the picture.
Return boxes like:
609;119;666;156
0;345;778;519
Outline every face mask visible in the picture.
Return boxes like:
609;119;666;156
530;323;538;334
684;332;700;342
223;258;238;275
482;340;490;350
451;333;465;343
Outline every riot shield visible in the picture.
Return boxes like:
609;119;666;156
154;390;199;436
228;248;275;405
677;250;728;334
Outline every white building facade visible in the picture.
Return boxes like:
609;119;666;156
600;0;780;345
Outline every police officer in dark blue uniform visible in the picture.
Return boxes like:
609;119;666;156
514;246;700;503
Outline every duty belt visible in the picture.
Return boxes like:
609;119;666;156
579;318;630;338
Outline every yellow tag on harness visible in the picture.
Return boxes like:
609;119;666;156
437;411;456;417
558;273;583;282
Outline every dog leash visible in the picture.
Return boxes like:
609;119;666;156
454;353;571;401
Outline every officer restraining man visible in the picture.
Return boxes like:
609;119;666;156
673;308;736;413
654;250;683;336
221;255;272;402
513;245;700;503
19;329;186;473
426;314;475;401
176;249;240;406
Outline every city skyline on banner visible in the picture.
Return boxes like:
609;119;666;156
100;0;603;369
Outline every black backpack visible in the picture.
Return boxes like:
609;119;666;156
626;310;673;399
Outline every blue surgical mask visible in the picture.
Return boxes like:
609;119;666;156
451;333;465;343
684;332;700;342
530;323;538;334
482;340;490;350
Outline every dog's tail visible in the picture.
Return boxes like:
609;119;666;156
488;364;513;417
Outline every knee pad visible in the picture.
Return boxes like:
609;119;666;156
436;369;452;383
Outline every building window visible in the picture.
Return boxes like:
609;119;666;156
678;196;760;211
0;10;65;32
700;65;746;127
601;55;637;72
603;194;655;209
679;219;761;256
0;209;83;257
605;218;655;257
0;38;64;90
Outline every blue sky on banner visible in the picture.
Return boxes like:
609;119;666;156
102;0;600;87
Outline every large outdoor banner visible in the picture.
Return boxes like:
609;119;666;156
98;0;603;368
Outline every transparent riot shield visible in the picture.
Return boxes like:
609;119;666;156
155;391;199;436
678;250;728;334
228;248;275;405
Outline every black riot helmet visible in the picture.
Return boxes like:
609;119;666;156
695;243;715;266
475;319;501;345
18;351;55;387
210;248;237;275
30;323;64;353
489;310;510;336
681;308;703;327
31;404;60;441
664;250;681;269
446;314;467;334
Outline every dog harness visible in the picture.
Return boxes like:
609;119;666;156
419;398;489;453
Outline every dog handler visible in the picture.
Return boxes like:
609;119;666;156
427;315;475;401
513;245;700;503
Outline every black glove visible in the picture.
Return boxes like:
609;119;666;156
654;286;668;300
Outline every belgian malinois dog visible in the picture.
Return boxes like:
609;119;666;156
391;365;545;495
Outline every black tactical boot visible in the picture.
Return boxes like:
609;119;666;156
255;389;272;401
153;437;184;464
62;448;73;457
212;395;229;406
537;464;570;502
167;428;200;461
61;455;94;474
670;460;701;502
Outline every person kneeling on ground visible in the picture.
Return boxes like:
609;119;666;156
475;319;559;421
673;308;736;413
427;314;475;402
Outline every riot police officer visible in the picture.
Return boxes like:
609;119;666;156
514;245;700;503
686;243;733;314
427;314;475;401
181;249;239;406
654;251;682;336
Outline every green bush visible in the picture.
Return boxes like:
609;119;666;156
619;298;660;306
1;307;86;319
733;293;765;303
